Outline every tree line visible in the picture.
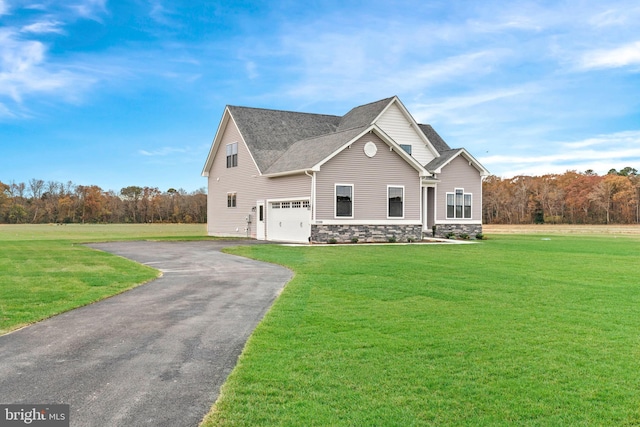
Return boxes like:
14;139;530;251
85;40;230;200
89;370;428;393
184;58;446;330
483;167;640;224
0;179;207;224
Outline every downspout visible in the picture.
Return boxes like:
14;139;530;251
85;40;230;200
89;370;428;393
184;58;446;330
304;170;315;222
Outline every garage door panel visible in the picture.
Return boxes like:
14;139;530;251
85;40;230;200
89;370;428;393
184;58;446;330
267;201;311;243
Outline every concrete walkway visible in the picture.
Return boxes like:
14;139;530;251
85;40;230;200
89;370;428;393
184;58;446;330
0;241;292;427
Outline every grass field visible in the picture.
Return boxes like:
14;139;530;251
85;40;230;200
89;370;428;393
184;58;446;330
203;233;640;426
3;224;640;425
0;223;211;334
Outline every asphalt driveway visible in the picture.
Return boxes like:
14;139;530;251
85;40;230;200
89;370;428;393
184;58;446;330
0;240;292;427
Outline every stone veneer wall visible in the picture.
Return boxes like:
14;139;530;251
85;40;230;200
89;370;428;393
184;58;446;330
432;223;482;239
311;224;423;243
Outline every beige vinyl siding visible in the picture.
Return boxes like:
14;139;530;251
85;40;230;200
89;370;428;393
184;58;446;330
435;155;482;222
263;174;310;199
206;118;312;237
315;133;420;222
207;118;261;237
375;103;436;166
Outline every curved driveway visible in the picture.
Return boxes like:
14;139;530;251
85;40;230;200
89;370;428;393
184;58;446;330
0;241;292;427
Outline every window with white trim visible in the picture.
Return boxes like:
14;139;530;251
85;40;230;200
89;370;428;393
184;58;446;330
272;202;280;209
399;144;412;156
446;188;472;219
282;202;290;209
336;184;353;217
388;186;404;218
227;192;236;208
292;201;301;208
226;142;238;168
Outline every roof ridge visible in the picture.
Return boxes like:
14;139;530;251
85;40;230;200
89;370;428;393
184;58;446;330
228;105;340;119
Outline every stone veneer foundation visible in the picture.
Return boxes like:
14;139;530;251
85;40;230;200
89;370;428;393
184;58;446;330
432;224;482;239
311;224;423;243
310;223;483;243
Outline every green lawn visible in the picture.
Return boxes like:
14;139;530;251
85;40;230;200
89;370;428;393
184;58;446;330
0;223;212;334
203;234;640;426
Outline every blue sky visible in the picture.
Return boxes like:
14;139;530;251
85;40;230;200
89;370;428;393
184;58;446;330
1;0;639;193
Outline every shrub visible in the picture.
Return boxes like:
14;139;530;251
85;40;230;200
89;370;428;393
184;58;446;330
445;232;456;239
328;238;337;244
350;237;359;244
476;232;485;240
388;236;397;243
458;233;470;240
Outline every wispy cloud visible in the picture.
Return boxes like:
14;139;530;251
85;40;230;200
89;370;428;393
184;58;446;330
139;147;188;157
480;130;640;176
68;0;108;21
21;20;65;34
0;28;95;104
579;41;640;70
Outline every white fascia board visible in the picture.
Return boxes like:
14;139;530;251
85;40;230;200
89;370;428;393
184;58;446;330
201;108;262;177
312;126;375;170
434;148;490;176
312;125;431;178
312;219;422;226
201;107;231;176
263;169;313;178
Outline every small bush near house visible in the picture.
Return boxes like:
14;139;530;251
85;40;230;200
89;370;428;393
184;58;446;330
328;238;337;244
350;237;359;244
387;236;397;243
445;231;456;239
476;232;485;240
458;233;470;240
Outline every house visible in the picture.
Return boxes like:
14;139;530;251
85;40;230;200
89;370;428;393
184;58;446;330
202;96;489;243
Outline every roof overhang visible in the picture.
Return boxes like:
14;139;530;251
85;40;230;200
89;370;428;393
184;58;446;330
432;148;490;176
201;107;261;177
373;96;441;159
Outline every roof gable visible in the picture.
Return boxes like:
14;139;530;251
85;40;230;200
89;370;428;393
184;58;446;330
202;96;487;178
426;148;489;176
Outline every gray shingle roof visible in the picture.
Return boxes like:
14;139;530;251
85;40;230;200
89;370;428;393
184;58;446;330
425;149;463;173
265;126;368;174
337;97;394;131
228;106;341;172
418;124;451;153
227;97;461;175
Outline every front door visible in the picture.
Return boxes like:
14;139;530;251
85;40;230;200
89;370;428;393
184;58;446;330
256;201;266;240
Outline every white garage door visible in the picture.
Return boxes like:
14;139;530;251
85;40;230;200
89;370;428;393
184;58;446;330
267;200;311;243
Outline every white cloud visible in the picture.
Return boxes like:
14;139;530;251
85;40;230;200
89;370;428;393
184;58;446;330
410;86;534;124
139;147;187;157
0;28;95;104
579;41;640;69
480;130;640;177
21;20;65;34
0;0;8;15
69;0;108;21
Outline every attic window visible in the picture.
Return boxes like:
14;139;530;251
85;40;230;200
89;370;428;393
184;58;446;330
400;144;412;156
226;142;238;168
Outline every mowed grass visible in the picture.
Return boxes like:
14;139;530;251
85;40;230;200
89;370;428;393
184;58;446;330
0;224;211;334
204;234;640;426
